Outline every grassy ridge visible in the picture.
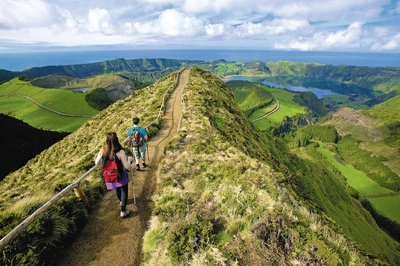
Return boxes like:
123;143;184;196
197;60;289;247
143;67;400;265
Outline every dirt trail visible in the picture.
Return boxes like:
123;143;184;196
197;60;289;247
58;69;189;266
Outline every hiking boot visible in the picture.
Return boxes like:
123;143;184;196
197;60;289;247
142;163;147;168
136;164;140;171
120;210;130;218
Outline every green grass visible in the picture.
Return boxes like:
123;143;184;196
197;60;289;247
0;78;98;132
317;145;393;197
248;103;276;120
322;95;370;110
369;195;400;223
214;63;242;76
253;85;305;130
0;96;90;132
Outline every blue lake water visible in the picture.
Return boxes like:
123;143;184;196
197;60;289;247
1;49;400;71
262;80;338;98
225;76;339;98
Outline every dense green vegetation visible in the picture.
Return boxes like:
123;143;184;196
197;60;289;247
337;135;400;191
253;85;306;130
85;88;113;110
226;76;400;264
293;91;328;116
317;144;392;197
362;199;400;242
226;80;274;117
365;95;400;152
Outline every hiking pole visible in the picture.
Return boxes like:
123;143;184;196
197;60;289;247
129;163;136;205
145;128;150;162
146;142;150;162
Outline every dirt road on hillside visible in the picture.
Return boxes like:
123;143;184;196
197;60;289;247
58;69;189;266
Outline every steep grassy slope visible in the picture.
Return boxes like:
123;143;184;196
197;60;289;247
365;95;400;153
226;80;274;117
0;70;181;265
0;114;69;180
143;68;400;265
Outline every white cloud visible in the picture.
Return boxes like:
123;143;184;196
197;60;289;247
86;8;116;34
205;24;230;38
0;0;70;29
370;32;400;51
125;9;205;37
231;19;309;38
0;0;399;51
275;22;363;51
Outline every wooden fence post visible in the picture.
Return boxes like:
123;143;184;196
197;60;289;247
74;186;90;207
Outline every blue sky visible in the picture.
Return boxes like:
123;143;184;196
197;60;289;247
1;0;400;52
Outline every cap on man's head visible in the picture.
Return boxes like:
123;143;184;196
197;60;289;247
133;117;140;124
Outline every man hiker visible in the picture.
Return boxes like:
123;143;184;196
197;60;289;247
127;117;148;171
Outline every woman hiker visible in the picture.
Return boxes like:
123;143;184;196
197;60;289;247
95;132;134;218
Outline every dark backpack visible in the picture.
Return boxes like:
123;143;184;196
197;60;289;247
101;154;121;183
129;127;143;148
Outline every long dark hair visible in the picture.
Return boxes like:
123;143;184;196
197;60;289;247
103;132;122;160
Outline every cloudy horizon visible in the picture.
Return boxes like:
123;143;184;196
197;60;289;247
1;0;400;53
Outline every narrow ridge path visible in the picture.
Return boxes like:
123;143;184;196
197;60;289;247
58;69;189;266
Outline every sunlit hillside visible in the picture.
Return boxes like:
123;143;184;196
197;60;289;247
143;68;400;265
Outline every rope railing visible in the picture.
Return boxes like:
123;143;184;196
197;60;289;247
0;69;183;251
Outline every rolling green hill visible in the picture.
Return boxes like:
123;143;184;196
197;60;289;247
226;80;274;117
0;78;99;132
1;67;399;265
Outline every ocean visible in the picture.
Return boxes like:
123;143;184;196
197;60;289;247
1;49;400;72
